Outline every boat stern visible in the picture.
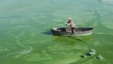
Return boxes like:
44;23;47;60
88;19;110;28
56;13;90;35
50;28;61;35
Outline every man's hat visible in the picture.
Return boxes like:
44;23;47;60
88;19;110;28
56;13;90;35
68;18;72;20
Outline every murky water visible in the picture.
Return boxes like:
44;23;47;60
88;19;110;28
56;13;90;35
0;0;113;64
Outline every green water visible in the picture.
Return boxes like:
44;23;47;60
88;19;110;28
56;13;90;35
0;0;113;64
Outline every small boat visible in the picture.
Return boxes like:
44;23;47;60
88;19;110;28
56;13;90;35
51;27;94;36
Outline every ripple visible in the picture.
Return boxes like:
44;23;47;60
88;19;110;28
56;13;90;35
102;22;113;29
24;53;52;61
13;46;33;58
13;32;33;58
15;32;25;47
0;48;8;52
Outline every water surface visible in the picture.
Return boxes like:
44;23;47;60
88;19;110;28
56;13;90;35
0;0;113;64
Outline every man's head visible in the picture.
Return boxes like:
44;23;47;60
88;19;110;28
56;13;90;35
68;18;72;22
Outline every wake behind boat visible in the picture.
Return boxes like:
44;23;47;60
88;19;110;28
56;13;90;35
51;27;94;36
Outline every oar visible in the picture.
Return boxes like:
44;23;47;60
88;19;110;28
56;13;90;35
69;28;83;41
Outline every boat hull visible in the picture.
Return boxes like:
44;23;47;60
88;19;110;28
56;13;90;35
51;28;94;36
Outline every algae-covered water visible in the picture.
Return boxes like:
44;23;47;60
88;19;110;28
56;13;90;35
0;0;113;64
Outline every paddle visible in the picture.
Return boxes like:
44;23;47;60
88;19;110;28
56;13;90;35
69;28;83;41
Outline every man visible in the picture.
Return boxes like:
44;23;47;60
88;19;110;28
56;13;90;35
65;18;77;34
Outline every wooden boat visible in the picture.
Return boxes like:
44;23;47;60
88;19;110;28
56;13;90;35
51;27;94;36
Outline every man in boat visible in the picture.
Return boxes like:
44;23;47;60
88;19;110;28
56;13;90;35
65;18;77;34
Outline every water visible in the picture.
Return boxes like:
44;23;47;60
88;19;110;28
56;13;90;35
0;0;113;64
